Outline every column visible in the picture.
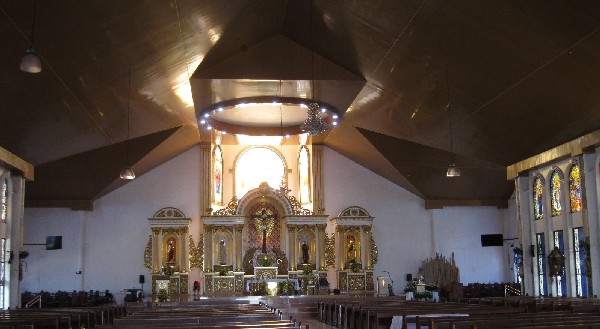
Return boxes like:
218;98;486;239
179;227;188;272
204;225;213;271
151;228;161;273
8;175;25;309
200;143;212;216
337;227;346;269
288;225;296;270
312;144;324;214
315;225;320;269
360;226;367;268
363;225;372;269
317;224;326;270
234;225;243;271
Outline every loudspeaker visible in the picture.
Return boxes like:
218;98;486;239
139;275;145;284
530;245;535;257
406;273;412;281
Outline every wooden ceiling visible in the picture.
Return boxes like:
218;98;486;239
2;0;600;209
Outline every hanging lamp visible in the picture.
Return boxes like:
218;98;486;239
300;0;329;136
445;66;460;177
120;64;135;180
20;0;42;73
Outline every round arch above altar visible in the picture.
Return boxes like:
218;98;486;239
236;182;294;216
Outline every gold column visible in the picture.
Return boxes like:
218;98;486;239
200;143;212;216
362;225;371;269
337;226;346;269
235;225;243;271
288;225;296;270
204;224;214;271
151;228;160;273
180;227;189;272
317;224;327;270
312;144;324;214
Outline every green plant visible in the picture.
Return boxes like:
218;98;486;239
415;291;432;299
404;281;416;293
157;289;169;302
425;284;439;292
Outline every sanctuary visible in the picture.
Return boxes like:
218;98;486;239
141;136;378;296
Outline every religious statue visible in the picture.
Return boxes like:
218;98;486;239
218;240;227;265
302;241;309;264
166;238;176;263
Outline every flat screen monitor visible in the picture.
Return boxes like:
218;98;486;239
481;234;503;247
46;236;62;250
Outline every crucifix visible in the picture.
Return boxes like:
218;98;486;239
261;209;268;253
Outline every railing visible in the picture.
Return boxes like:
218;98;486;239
505;284;522;296
25;294;41;308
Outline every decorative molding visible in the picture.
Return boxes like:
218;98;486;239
331;206;374;226
214;196;238;216
189;234;204;270
237;182;295;215
144;235;153;271
325;233;335;268
152;207;187;218
369;230;378;267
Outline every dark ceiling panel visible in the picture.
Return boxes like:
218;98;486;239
25;127;180;208
2;0;600;207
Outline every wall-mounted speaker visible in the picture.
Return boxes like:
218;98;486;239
406;273;412;281
139;275;145;284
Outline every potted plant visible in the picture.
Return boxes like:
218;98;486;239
404;282;416;300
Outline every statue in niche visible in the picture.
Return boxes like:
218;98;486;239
347;235;356;261
302;241;310;264
167;238;176;264
218;240;227;265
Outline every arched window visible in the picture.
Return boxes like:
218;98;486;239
298;146;311;204
213;146;223;205
235;147;285;198
569;163;582;213
550;171;562;217
1;178;7;223
533;176;543;220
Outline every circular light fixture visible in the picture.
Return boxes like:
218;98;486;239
198;96;340;136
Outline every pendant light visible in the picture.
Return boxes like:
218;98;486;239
446;66;460;177
300;0;330;136
20;0;42;73
120;64;135;180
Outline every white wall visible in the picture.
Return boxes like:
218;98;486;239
22;145;511;300
323;148;510;292
22;146;202;303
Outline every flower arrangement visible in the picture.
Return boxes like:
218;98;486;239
157;289;169;302
278;280;296;295
415;291;433;299
404;281;416;293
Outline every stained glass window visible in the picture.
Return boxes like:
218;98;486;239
550;171;562;217
298;146;311;204
235;147;285;198
573;227;587;297
0;238;5;309
533;176;543;220
569;163;582;213
213;146;223;205
536;233;547;296
1;179;7;223
553;230;566;296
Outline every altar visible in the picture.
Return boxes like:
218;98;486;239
200;182;331;295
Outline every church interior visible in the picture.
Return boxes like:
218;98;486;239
2;1;600;324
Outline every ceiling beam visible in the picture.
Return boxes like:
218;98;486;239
506;128;600;180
